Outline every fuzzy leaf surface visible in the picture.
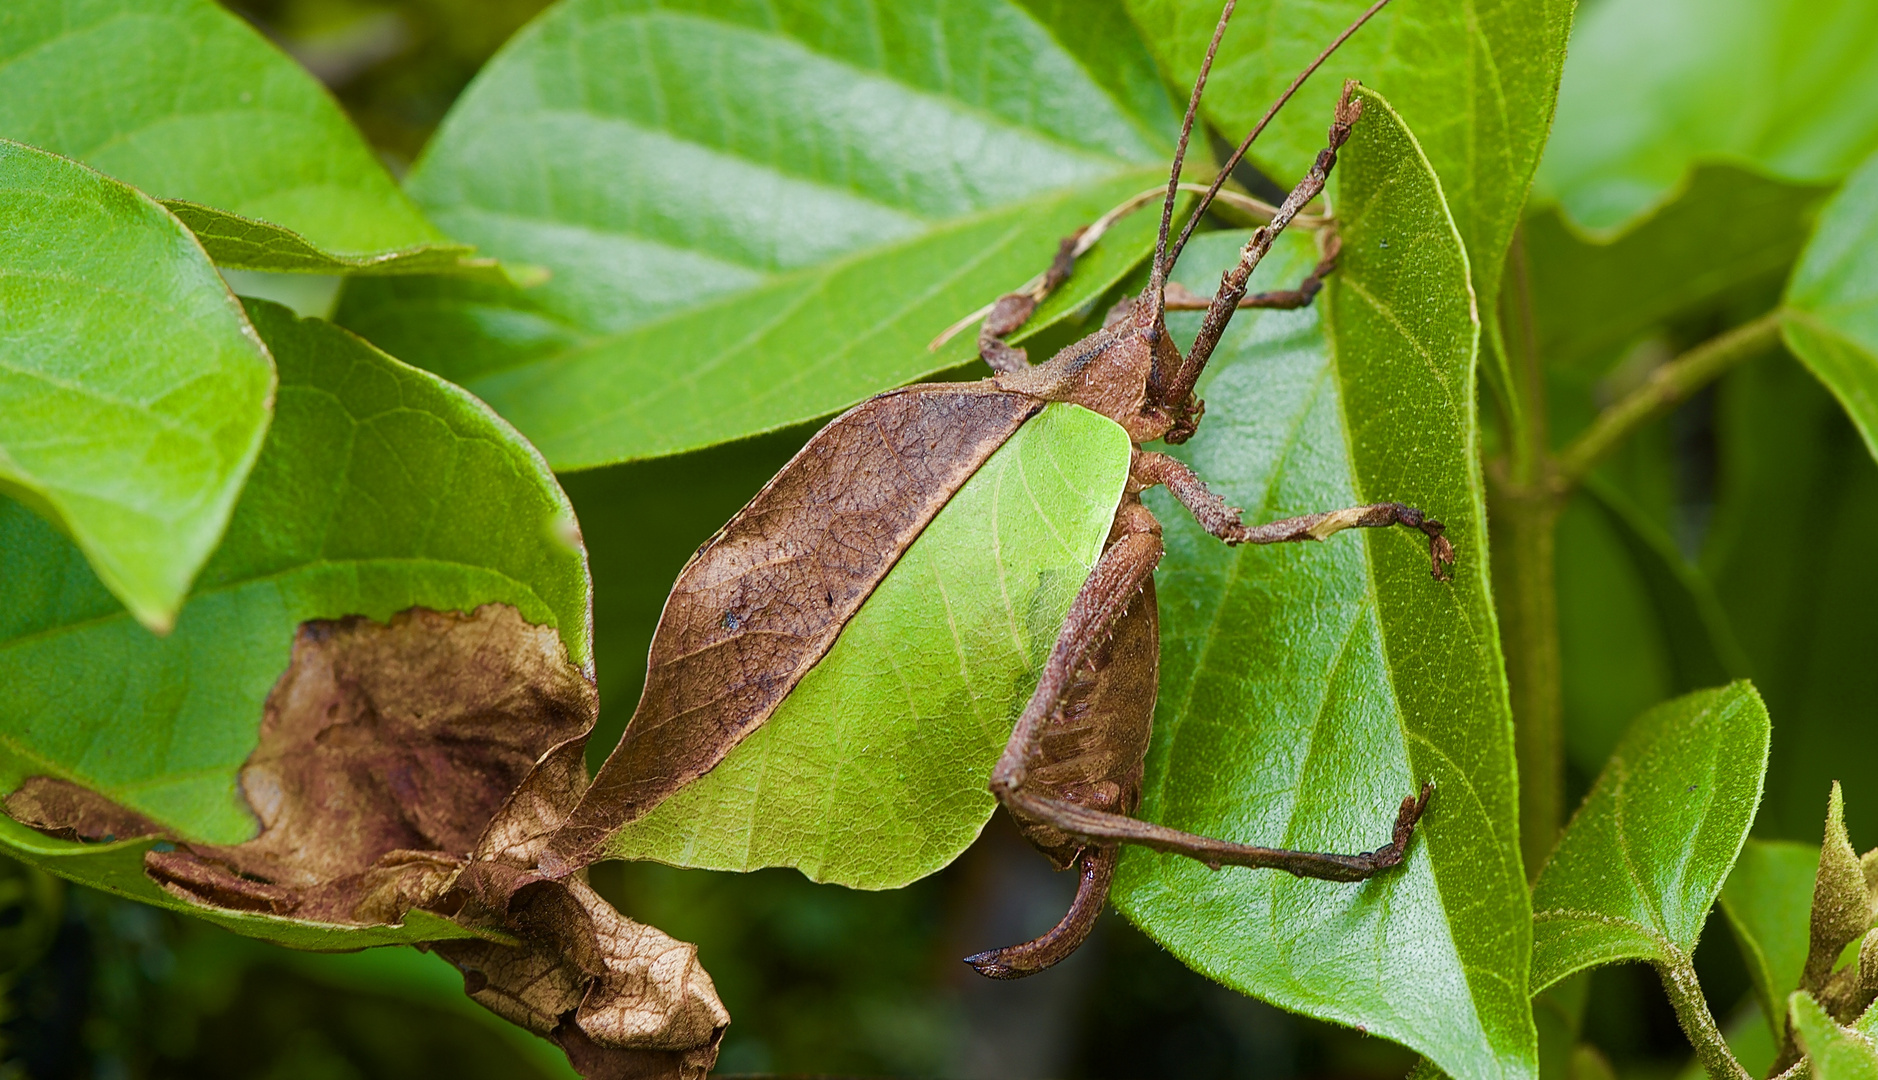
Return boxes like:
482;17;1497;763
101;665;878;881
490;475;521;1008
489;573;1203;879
1783;148;1878;462
1531;682;1771;992
1538;0;1878;234
1110;91;1531;1080
1722;839;1822;1037
0;140;272;630
603;402;1131;888
336;0;1178;469
1792;991;1878;1080
0;300;589;858
0;0;449;261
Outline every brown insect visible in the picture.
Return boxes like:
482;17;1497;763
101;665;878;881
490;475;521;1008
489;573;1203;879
541;0;1446;979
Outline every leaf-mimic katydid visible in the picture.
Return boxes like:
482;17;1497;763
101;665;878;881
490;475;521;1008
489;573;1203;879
542;0;1448;979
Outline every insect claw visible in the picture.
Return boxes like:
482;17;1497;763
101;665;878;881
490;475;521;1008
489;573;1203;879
962;950;1019;979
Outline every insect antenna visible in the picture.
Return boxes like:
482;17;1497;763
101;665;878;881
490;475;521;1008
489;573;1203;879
1161;0;1395;278
1146;0;1239;326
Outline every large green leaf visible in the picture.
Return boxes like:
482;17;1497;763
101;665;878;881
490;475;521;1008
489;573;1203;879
1783;147;1878;462
0;0;460;266
0;140;272;631
1538;0;1878;235
336;0;1179;469
1703;355;1878;849
602;402;1132;887
1526;165;1829;376
1720;839;1820;1038
1792;991;1878;1080
1125;0;1571;399
1530;682;1770;993
1109;91;1531;1080
0;300;589;859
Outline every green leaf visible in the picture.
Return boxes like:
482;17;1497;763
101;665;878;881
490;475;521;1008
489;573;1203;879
1109;90;1531;1080
1526;165;1830;375
1703;354;1878;849
0;299;589;860
0;139;273;631
1538;0;1878;235
0;0;451;262
1530;682;1771;992
1125;0;1572;392
336;0;1179;469
1783;147;1878;462
161;201;503;279
1556;480;1749;775
1792;990;1878;1080
601;402;1132;887
1722;839;1823;1037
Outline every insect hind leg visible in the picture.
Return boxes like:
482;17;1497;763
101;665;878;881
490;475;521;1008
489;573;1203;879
963;846;1116;979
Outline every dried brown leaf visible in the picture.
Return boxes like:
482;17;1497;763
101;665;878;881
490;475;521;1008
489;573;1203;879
437;877;727;1079
4;776;163;844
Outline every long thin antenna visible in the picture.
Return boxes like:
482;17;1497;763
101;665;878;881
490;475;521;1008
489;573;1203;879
1163;0;1394;274
1147;0;1238;324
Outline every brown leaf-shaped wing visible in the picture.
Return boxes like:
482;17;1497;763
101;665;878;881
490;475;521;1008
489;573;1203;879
548;384;1040;869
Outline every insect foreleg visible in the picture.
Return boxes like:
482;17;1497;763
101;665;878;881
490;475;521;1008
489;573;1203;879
977;229;1087;373
1132;452;1456;581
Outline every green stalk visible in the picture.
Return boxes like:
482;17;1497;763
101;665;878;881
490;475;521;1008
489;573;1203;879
1657;956;1753;1080
1493;229;1565;878
1557;313;1784;484
1493;488;1563;879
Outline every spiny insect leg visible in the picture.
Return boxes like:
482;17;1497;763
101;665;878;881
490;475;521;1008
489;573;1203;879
963;846;1116;979
977;229;1086;373
1132;452;1456;581
1002;781;1433;880
1161;230;1343;313
988;502;1162;801
1164;82;1365;417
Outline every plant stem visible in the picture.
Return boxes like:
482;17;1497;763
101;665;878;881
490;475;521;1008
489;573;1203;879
1493;228;1565;878
1557;313;1784;484
1658;956;1753;1080
1492;486;1563;879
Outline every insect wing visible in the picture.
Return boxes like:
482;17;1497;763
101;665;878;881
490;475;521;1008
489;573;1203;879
600;403;1133;888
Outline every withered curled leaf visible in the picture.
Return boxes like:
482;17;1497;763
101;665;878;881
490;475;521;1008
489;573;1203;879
4;603;728;1080
5;776;163;845
141;604;596;924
